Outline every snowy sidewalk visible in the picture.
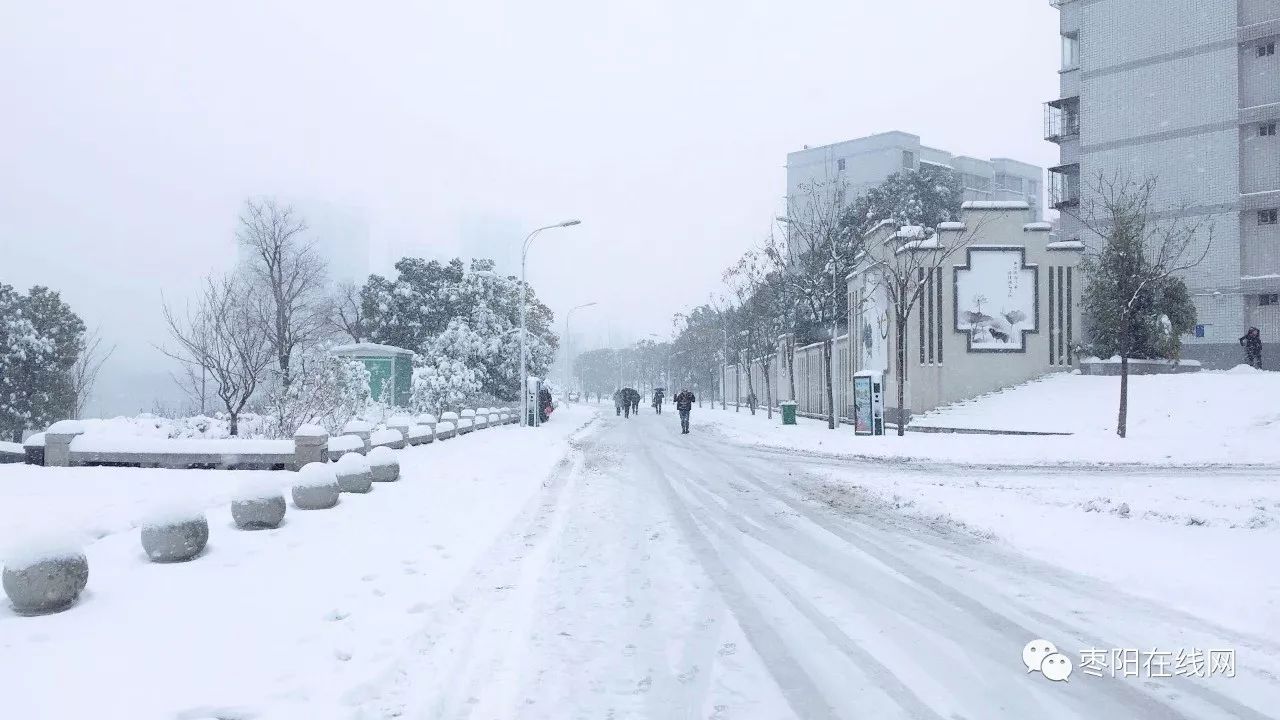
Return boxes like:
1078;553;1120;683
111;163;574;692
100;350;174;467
0;404;597;720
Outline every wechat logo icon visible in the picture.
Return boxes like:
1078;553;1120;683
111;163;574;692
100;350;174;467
1024;639;1073;682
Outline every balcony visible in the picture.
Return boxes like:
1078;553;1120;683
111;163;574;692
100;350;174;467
1049;163;1081;210
1044;97;1080;142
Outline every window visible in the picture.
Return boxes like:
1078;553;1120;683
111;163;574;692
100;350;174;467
1261;294;1280;306
1261;123;1277;137
1260;209;1278;225
836;158;846;172
1259;42;1275;57
1061;33;1080;69
902;150;915;169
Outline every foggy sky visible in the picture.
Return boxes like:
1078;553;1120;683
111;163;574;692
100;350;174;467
1;0;1060;415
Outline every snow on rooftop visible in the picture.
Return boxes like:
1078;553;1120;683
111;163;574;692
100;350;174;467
330;342;415;356
962;200;1030;210
937;221;966;231
1046;240;1085;251
894;225;927;239
896;238;941;253
1023;222;1053;232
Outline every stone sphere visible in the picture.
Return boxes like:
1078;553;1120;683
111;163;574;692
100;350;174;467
335;453;373;493
293;462;340;509
368;446;400;482
3;552;89;615
231;495;286;529
141;515;209;563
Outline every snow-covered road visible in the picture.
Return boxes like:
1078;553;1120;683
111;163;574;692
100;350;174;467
5;404;1278;719
345;409;1280;719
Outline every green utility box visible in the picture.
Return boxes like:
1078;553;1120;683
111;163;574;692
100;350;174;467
781;401;797;426
330;343;415;407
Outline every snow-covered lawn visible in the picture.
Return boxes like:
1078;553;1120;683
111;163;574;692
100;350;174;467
0;404;596;720
914;364;1279;441
699;398;1280;640
712;366;1280;466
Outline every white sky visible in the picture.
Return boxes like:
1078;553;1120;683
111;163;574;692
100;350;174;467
0;0;1060;414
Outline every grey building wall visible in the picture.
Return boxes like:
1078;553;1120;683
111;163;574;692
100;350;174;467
849;202;1083;422
1049;0;1280;367
786;131;1043;226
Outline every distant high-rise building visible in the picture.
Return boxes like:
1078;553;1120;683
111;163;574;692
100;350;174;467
786;131;1045;224
1046;0;1280;367
295;200;371;286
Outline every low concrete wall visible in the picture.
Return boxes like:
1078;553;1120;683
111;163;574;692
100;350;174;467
1078;358;1203;376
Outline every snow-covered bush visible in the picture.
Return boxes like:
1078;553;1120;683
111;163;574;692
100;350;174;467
259;347;372;438
292;462;340;509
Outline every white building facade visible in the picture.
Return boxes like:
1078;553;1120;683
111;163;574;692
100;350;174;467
1047;0;1280;368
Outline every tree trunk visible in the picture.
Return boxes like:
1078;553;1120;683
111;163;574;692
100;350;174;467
763;359;773;420
786;337;797;405
896;316;907;437
824;339;836;430
745;355;757;416
1117;354;1129;438
229;410;240;437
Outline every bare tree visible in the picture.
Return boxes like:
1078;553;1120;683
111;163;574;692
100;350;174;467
1069;174;1211;438
68;326;115;419
330;280;366;342
237;198;328;389
858;220;980;436
161;276;274;436
774;177;860;429
724;249;784;419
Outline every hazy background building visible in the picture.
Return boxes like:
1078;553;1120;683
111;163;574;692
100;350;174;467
786;130;1045;222
1047;0;1280;367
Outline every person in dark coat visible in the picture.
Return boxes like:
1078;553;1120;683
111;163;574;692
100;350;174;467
537;387;553;423
1240;327;1263;369
615;388;640;418
652;388;665;414
674;389;696;434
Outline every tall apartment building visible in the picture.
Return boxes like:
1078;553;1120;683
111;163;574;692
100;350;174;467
786;131;1045;222
1046;0;1280;367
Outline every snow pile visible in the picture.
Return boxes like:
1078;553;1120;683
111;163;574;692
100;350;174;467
74;413;274;440
295;423;327;438
327;435;363;453
0;441;22;458
22;433;44;448
70;436;293;456
1;532;85;569
369;429;403;447
295;462;338;488
46;419;84;435
440;411;459;422
342;419;374;434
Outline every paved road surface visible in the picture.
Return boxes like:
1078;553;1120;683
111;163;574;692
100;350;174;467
349;409;1279;719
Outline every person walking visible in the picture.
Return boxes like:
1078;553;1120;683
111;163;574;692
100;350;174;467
1240;327;1264;369
652;388;665;415
674;388;696;434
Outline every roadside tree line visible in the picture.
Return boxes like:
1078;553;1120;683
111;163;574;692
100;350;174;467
164;199;558;437
661;167;1208;438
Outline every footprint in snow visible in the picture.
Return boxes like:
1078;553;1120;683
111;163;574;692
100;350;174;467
718;642;737;656
635;676;652;694
361;574;377;582
334;648;353;662
406;602;428;614
622;644;637;657
325;610;350;622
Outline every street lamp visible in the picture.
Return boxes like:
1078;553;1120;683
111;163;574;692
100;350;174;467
521;219;581;427
564;301;598;393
